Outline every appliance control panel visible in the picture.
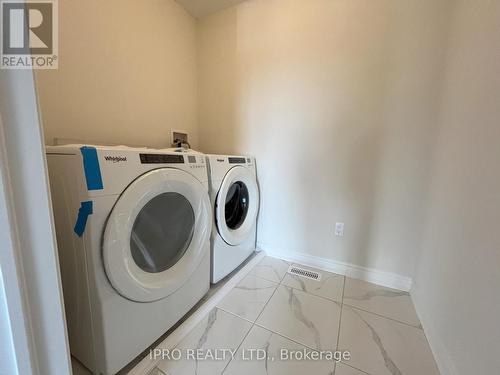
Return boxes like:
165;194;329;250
215;156;253;166
139;153;184;164
188;155;206;169
228;157;247;164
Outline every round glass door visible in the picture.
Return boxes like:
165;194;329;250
224;182;249;230
216;166;259;246
103;168;211;303
131;192;195;273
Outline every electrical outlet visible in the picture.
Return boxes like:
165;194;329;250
335;222;344;237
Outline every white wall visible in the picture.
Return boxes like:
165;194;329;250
36;0;199;148
198;0;451;279
412;1;500;374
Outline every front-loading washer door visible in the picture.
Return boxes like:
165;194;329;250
215;166;259;246
103;168;211;303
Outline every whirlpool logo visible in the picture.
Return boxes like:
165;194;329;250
104;155;127;163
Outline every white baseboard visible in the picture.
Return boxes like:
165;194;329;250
259;243;413;292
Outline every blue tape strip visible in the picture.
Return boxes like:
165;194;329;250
80;146;103;190
74;201;93;237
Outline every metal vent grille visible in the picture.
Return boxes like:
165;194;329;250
287;266;321;281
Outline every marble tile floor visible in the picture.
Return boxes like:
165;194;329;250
150;256;440;375
72;256;439;375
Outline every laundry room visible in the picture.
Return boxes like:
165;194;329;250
0;1;499;375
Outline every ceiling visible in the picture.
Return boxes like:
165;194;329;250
175;0;247;18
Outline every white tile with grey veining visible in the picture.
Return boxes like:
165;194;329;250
223;325;334;375
338;306;439;375
256;285;341;351
334;362;370;375
147;367;167;375
343;278;421;328
282;264;344;302
249;256;290;283
217;273;278;322
157;308;252;375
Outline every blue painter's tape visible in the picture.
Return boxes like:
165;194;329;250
74;201;93;237
80;146;103;190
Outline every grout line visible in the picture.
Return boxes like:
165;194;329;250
219;259;282;374
253;321;337;354
215;277;280;325
246;271;281;286
252;279;341;355
170;255;277;375
274;258;345;374
281;259;423;334
341;303;423;330
335;275;347;354
218;313;258;373
337;361;372;375
279;268;288;282
215;306;257;325
218;317;254;375
254;276;281;323
220;273;283;372
249;319;349;374
248;263;287;284
280;260;346;302
341;274;346;301
145;253;425;375
129;252;266;375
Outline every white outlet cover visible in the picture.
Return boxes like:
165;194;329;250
335;222;344;237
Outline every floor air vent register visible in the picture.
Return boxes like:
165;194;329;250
287;266;322;281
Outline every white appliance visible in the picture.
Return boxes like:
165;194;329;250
46;145;211;375
207;155;259;283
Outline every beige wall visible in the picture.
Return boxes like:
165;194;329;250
36;0;198;149
198;0;451;278
412;1;500;374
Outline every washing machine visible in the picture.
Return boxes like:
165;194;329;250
207;155;259;283
46;145;211;375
